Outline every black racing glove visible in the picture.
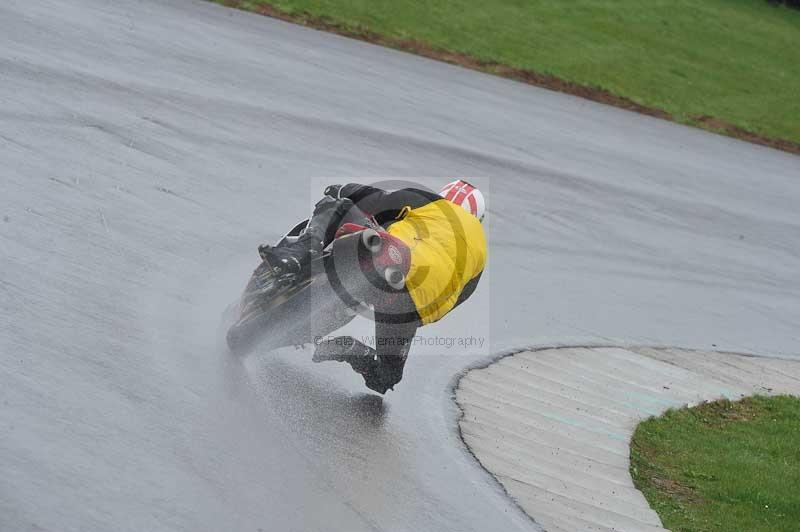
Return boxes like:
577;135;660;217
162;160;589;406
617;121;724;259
324;184;343;199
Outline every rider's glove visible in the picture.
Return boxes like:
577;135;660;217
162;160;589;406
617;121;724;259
324;184;343;199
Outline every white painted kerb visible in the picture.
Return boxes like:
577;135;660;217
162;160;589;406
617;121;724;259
456;347;800;532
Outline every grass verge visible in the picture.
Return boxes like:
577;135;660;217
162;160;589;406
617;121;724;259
214;0;800;155
630;395;800;532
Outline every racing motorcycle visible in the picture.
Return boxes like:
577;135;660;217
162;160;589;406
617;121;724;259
225;218;407;355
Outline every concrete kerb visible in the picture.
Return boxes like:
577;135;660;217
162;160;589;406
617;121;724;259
452;345;800;532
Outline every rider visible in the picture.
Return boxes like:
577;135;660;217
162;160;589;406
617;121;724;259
259;180;487;394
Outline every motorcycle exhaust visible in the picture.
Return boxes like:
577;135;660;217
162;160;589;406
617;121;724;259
384;266;406;290
360;228;383;254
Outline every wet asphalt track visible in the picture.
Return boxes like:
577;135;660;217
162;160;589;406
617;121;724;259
2;1;800;531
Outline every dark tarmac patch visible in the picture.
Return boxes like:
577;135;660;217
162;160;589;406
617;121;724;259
218;0;800;157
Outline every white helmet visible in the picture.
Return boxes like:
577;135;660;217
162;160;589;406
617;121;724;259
439;179;485;222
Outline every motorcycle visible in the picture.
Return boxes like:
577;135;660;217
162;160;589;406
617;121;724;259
225;218;407;355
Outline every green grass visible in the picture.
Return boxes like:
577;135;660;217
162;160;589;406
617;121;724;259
630;395;800;532
224;0;800;146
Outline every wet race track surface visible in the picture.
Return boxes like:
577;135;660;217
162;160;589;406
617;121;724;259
2;1;800;531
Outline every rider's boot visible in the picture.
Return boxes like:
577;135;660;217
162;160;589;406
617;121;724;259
257;244;305;278
312;335;402;394
258;196;352;279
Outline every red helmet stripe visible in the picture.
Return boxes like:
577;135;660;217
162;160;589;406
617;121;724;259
445;184;460;202
439;180;483;220
466;192;478;215
452;186;465;204
443;180;457;191
452;181;474;206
